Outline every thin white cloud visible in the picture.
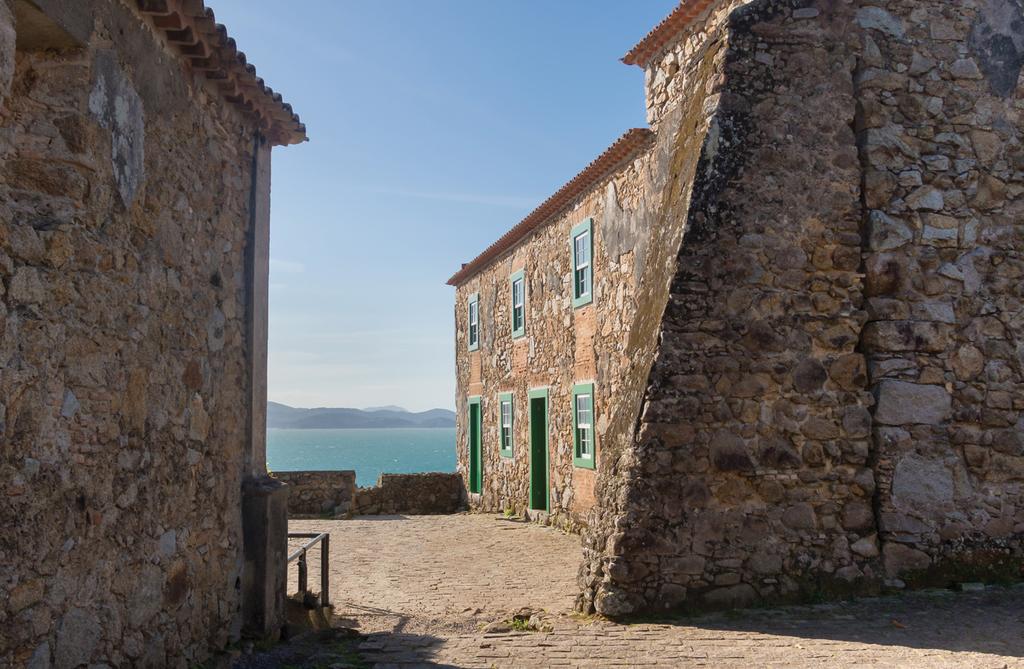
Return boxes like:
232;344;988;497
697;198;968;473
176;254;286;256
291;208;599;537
270;258;305;274
369;188;539;209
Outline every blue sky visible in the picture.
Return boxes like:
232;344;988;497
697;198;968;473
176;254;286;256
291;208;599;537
209;1;677;411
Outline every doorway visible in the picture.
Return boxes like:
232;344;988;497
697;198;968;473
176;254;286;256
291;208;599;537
468;397;482;494
528;388;549;511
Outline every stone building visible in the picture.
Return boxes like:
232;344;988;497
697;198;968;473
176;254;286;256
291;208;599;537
0;0;303;666
449;0;1024;615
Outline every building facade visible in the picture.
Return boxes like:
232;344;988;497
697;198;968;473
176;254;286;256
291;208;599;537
451;0;1024;615
0;0;303;665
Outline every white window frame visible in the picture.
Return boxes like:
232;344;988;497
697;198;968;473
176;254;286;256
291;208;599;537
500;398;512;453
576;393;592;458
467;294;479;351
574;231;591;299
511;270;526;338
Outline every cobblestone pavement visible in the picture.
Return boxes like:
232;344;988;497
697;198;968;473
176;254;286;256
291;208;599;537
289;515;1024;668
289;514;580;636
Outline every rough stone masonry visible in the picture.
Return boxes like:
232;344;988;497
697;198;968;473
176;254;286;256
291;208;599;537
450;0;1024;616
0;1;305;666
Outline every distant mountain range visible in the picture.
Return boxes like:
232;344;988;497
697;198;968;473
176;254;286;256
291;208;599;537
267;402;455;429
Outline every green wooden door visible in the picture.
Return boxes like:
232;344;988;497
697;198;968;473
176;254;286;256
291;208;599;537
468;398;482;494
528;390;549;511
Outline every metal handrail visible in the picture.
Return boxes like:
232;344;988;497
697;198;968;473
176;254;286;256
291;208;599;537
287;531;330;607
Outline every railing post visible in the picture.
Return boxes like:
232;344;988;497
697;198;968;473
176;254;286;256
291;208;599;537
298;550;307;597
321;533;330;607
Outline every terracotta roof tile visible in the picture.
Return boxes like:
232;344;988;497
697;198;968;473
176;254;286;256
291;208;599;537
622;0;719;68
134;0;306;146
447;128;654;287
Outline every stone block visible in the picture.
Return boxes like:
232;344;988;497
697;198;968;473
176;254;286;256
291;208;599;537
855;7;905;38
851;535;880;558
922;225;958;246
701;583;759;609
782;503;817;530
841;501;875;531
842;406;872;438
950;58;983;79
665;555;706;578
867;210;912;251
758;438;801;469
594;586;642;617
54;608;101;669
747;552;782;575
862;321;949;353
792;358;827;393
891;454;955;512
905;186;944;211
829;354;867;391
883;543;931;577
802;417;840;440
873;381;952;426
710;431;754;471
972;174;1006;210
864;254;903;296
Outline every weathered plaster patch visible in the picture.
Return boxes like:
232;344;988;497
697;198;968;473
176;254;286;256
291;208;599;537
602;181;650;283
89;49;144;206
968;0;1024;97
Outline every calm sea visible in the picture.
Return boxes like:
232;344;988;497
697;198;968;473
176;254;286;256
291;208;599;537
266;428;457;487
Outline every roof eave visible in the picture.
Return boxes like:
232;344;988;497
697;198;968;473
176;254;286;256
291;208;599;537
133;0;306;147
447;128;655;288
622;0;719;69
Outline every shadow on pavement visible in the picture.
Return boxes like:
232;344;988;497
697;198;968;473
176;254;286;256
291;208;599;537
648;585;1024;658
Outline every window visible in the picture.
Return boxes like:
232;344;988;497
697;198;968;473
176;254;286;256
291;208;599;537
510;270;525;338
498;392;513;457
467;293;479;351
573;383;595;469
571;218;593;308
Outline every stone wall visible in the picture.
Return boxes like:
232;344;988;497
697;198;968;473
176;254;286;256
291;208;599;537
0;1;281;665
353;473;466;515
582;0;873;615
276;471;356;517
577;0;1024;615
856;0;1024;584
276;471;465;517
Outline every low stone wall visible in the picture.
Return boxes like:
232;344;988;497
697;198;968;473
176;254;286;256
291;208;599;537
354;473;466;515
275;471;356;517
278;471;466;517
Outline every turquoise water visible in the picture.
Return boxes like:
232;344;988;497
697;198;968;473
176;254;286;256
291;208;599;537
267;428;456;487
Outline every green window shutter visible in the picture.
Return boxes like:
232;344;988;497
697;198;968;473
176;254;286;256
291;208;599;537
467;292;480;351
498;392;514;458
510;269;526;339
571;218;594;309
572;382;596;469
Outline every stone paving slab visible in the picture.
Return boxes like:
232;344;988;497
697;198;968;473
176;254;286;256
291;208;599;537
289;514;1024;668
